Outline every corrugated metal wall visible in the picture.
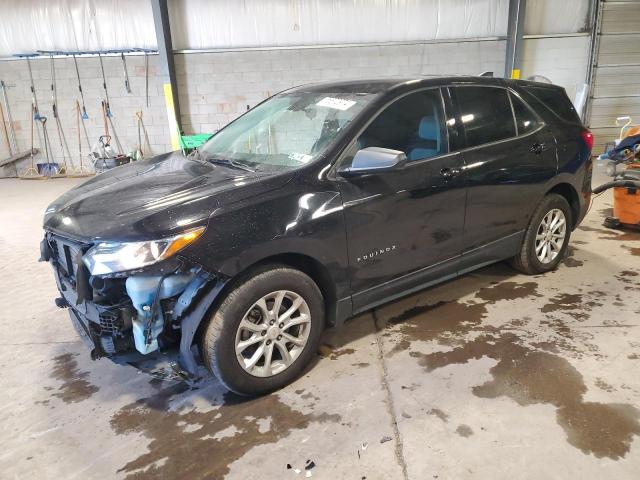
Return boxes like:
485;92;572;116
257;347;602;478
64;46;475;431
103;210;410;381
588;0;640;153
0;0;592;55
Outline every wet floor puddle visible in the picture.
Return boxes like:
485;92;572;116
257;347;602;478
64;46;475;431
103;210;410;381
50;353;99;403
382;279;640;459
413;333;640;459
110;382;340;479
578;225;640;243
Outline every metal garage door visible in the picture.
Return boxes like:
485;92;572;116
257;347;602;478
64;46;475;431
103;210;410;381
587;0;640;154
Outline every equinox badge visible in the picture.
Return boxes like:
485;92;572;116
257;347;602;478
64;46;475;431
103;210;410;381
357;245;396;263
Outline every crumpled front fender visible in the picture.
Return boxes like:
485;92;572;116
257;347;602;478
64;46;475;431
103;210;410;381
178;279;227;376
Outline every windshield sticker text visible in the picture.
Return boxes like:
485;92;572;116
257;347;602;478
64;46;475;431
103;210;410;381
288;152;313;163
316;97;357;111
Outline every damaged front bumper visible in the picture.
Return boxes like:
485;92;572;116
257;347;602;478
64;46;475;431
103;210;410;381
41;231;224;379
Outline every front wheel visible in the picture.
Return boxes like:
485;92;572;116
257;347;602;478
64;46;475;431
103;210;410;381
511;193;572;275
202;266;324;396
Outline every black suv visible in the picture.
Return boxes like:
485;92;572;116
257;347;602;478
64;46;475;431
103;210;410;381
41;77;593;395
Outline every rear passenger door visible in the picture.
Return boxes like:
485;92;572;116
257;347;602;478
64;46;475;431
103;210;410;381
450;85;557;269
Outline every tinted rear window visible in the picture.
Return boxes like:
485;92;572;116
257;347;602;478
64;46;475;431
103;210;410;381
510;92;542;135
454;86;516;148
523;86;581;124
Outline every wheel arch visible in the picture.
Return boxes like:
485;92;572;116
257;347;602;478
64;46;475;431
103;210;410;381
546;182;580;229
182;252;341;373
234;252;338;325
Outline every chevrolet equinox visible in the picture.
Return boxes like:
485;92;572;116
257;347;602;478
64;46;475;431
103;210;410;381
41;77;593;395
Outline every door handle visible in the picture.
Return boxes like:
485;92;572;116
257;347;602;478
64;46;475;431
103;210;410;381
530;142;548;154
440;167;461;180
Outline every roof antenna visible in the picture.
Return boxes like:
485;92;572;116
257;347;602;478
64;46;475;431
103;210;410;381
479;71;494;77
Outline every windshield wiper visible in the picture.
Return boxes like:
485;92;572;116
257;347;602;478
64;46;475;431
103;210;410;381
204;155;256;172
188;149;203;161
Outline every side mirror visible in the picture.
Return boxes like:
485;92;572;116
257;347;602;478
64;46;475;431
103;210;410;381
339;147;407;176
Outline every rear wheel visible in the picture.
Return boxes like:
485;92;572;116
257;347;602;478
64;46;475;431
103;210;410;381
202;266;324;396
511;193;572;275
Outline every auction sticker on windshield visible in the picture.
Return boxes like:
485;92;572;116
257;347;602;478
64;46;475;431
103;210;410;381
316;97;357;111
288;152;313;163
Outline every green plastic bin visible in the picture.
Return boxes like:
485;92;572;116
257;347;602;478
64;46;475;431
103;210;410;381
179;133;214;154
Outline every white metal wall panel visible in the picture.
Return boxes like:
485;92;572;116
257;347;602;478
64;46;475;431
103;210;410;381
520;36;590;101
524;0;590;35
168;0;509;51
588;0;640;154
0;0;157;56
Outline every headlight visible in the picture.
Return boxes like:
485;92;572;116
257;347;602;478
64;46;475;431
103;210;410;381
83;227;205;275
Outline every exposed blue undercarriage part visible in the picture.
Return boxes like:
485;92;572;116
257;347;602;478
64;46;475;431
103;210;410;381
126;273;201;355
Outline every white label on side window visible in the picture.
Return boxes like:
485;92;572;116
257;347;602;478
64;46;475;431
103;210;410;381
288;152;313;163
316;97;356;111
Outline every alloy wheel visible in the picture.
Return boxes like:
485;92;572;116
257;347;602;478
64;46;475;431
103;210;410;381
234;290;311;377
535;208;567;264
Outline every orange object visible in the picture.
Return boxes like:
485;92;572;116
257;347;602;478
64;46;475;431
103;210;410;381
613;164;640;226
623;125;640;139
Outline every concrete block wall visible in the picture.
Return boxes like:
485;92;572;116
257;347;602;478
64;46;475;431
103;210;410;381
520;36;590;102
0;54;170;175
175;40;507;135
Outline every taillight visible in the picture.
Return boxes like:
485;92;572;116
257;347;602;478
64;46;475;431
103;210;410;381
581;129;594;151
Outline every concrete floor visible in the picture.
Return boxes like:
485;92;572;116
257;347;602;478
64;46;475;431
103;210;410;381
1;170;639;480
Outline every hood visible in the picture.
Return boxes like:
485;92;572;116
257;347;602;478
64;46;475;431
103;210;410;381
43;152;295;242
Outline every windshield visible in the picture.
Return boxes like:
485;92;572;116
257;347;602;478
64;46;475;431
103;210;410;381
198;90;377;171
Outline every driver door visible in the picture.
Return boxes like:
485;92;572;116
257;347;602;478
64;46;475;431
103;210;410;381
335;88;467;311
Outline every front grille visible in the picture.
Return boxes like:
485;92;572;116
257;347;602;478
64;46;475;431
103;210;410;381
48;233;89;282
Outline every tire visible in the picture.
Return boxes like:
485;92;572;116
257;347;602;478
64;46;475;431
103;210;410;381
202;265;324;396
510;193;572;275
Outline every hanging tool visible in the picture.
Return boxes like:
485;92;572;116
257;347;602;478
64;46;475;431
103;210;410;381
49;54;70;176
76;100;81;157
137;111;142;157
121;53;132;94
36;115;57;176
98;53;112;117
135;111;152;158
73;55;89;119
20;104;44;179
79;100;91;151
70;55;91;150
104;101;123;154
26;58;42;121
0;92;11;155
108;115;124;154
76;101;82;165
101;100;110;137
144;51;149;107
0;80;18;154
41;116;56;175
0;78;36;173
69;101;93;177
100;100;123;154
71;56;92;151
25;57;46;165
